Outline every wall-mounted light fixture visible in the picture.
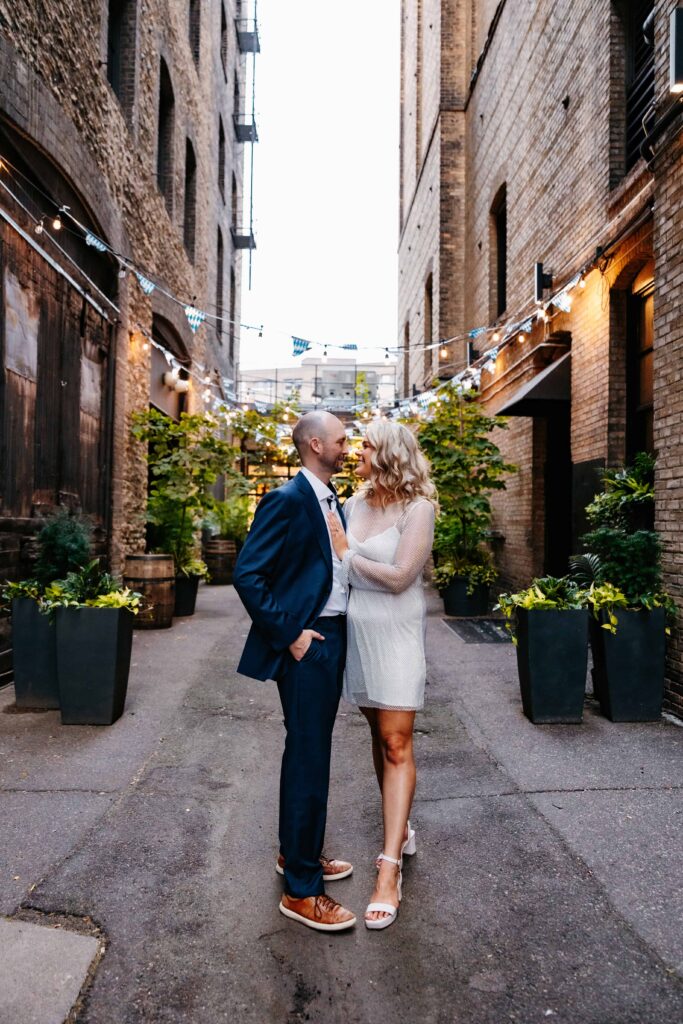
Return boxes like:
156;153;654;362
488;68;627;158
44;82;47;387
534;262;553;304
671;8;683;94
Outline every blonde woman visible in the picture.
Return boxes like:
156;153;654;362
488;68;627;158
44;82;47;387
327;419;436;930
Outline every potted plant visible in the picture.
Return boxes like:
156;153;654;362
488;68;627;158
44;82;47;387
418;386;517;616
1;509;91;709
132;409;239;617
571;567;673;723
572;452;675;722
43;560;141;726
203;486;252;585
496;576;589;724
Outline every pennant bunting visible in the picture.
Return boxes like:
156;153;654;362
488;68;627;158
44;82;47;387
553;291;572;313
468;326;486;338
136;272;156;295
85;231;108;252
341;343;358;350
292;336;312;357
184;305;206;333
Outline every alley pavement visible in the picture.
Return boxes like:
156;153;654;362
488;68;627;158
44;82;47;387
1;585;682;1023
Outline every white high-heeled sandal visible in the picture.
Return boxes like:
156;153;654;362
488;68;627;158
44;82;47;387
402;820;417;858
365;853;402;931
375;821;416;869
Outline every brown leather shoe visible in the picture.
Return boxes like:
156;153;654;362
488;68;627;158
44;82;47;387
276;854;353;881
279;893;356;932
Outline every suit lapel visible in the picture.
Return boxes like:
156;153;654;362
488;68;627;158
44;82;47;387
293;472;333;574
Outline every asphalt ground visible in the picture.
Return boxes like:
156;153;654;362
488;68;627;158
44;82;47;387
1;584;682;1023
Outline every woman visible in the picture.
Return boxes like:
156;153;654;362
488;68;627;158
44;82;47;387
327;418;436;930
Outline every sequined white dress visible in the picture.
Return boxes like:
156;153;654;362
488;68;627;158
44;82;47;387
341;494;435;711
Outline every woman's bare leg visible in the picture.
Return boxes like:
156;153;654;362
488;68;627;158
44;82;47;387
365;709;416;922
360;706;384;791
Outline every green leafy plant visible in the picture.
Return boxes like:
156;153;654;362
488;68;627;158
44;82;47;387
206;490;252;543
0;579;42;609
432;551;497;593
580;528;662;603
33;508;92;587
495;576;588;642
132;409;240;575
585;452;655;529
418;387;516;584
178;558;209;580
41;560;140;614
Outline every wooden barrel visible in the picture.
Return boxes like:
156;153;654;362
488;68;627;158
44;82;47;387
204;539;237;585
123;554;175;629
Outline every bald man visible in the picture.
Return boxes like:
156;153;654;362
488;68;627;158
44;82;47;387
233;411;356;931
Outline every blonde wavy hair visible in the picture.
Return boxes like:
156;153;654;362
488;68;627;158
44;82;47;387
358;419;438;509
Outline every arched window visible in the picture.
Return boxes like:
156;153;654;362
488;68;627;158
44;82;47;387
218;117;226;201
188;0;201;65
157;58;175;215
216;227;224;344
106;0;137;122
183;139;197;260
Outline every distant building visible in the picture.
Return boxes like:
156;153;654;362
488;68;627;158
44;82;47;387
238;357;397;413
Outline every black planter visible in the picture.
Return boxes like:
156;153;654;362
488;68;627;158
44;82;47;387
56;607;134;725
11;598;59;709
589;608;665;722
174;574;201;617
515;608;589;724
442;577;490;616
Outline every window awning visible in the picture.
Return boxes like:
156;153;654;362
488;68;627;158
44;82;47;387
495;352;571;417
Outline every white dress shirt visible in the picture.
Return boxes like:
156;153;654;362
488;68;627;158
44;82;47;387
299;467;348;616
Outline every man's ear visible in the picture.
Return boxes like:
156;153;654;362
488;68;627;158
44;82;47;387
310;437;322;454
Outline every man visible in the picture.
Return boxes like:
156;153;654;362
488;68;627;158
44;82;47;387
232;411;356;932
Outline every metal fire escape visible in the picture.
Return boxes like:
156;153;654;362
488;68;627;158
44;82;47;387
232;1;260;281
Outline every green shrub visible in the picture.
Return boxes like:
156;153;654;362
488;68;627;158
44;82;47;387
34;509;92;587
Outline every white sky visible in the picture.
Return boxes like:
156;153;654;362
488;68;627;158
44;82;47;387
238;0;400;370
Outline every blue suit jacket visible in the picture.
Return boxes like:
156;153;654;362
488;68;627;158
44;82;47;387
233;472;341;681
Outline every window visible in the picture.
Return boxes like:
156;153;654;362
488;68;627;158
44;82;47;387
106;0;137;121
218;118;226;201
424;274;433;380
490;184;507;319
611;1;655;179
157;59;175;215
626;283;654;458
188;0;201;65
231;173;238;228
216;228;224;345
403;322;410;397
624;1;654;171
183;139;197;260
221;3;228;75
229;268;236;364
234;71;241;117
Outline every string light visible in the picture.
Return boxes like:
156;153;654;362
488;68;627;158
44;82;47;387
34;217;44;235
52;214;62;231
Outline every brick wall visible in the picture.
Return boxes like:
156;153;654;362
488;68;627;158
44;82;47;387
400;0;683;712
0;0;248;573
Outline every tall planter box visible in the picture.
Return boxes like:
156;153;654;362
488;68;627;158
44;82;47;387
589;609;665;722
56;607;134;725
11;598;59;709
515;608;589;724
442;577;490;617
174;574;200;617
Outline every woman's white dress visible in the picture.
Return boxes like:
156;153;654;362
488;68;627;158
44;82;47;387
341;494;435;711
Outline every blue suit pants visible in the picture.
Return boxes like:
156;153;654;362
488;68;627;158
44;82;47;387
276;615;346;898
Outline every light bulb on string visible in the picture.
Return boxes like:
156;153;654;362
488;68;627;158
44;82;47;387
440;344;448;359
34;218;45;235
579;275;586;289
492;332;500;343
52;215;62;231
